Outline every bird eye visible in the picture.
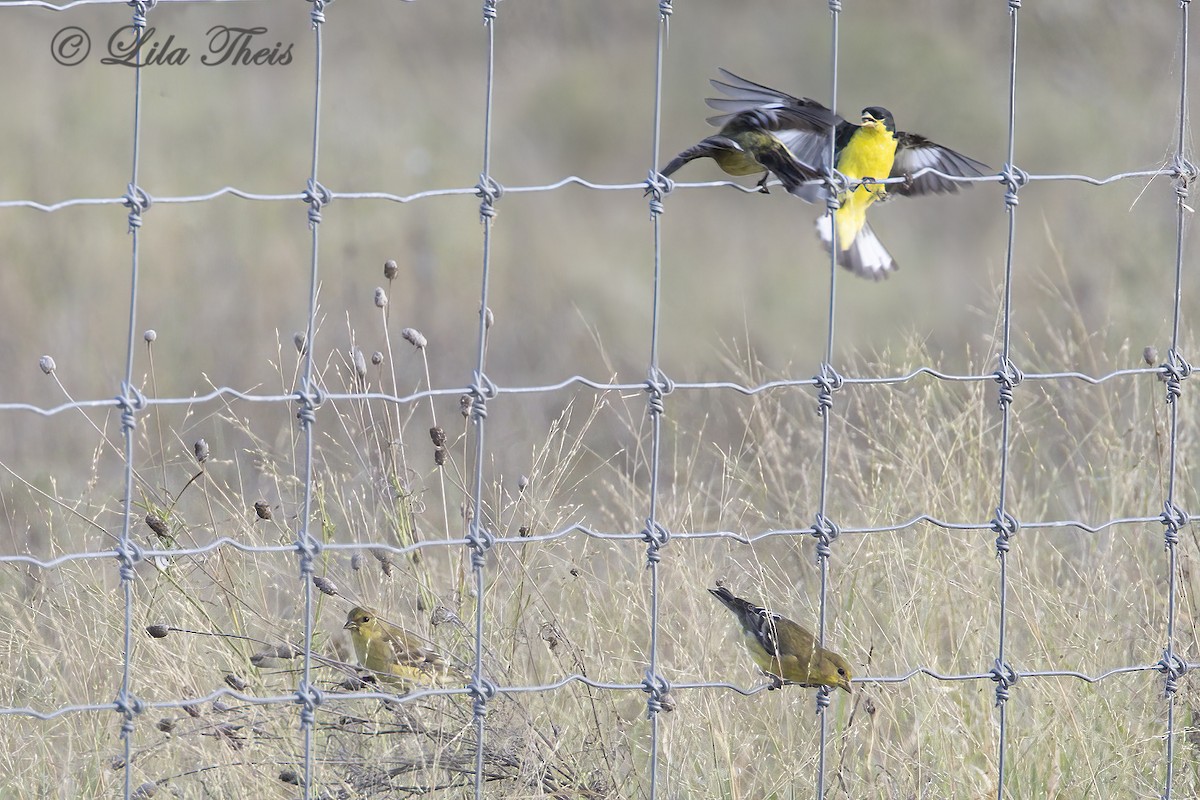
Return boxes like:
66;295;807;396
838;668;847;676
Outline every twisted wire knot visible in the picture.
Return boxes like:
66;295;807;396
813;363;844;416
1172;153;1198;199
990;659;1018;706
991;509;1019;555
295;534;322;576
114;690;145;735
468;674;498;720
1163;348;1192;404
644;368;675;417
658;0;673;18
993;357;1023;408
1000;163;1028;208
1158;651;1188;696
116;538;144;582
123;184;152;232
815;684;832;712
294;681;324;728
303;180;331;227
828;0;842;11
641;520;670;566
294;382;324;427
641;670;671;717
1008;0;1021;9
476;175;504;221
308;0;326;26
824;170;849;212
1160;500;1188;548
466;522;495;570
127;0;155;28
645;169;673;216
482;0;497;23
116;383;147;433
812;513;840;562
468;370;498;421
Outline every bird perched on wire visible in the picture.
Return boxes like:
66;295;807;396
658;91;824;194
705;68;990;279
708;586;852;693
343;606;461;690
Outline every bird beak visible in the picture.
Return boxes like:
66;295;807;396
840;679;853;694
860;116;874;127
343;621;355;631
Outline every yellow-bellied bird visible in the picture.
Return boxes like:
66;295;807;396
708;586;852;693
343;606;458;689
659;100;824;194
706;69;990;279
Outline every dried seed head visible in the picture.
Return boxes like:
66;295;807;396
156;717;175;733
224;674;249;692
212;701;231;713
401;327;427;349
540;622;561;650
145;624;169;639
658;691;677;713
371;547;395;577
145;514;169;538
1144;345;1159;366
132;781;157;799
518;475;529;492
250;644;301;668
280;770;302;787
108;755;125;770
570;567;580;577
254;501;272;520
194;438;209;464
293;332;308;355
518;525;530;537
371;351;383;366
183;704;201;718
434;447;447;466
429;426;447;447
383;259;398;280
38;356;56;375
374;287;387;308
459;394;471;417
352;348;367;380
143;330;157;343
350;552;363;571
416;593;427;612
430;606;462;627
313;575;339;596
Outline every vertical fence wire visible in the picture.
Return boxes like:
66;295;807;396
469;1;501;796
115;3;151;798
1161;3;1193;797
294;2;331;798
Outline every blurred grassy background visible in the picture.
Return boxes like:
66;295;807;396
1;0;1198;798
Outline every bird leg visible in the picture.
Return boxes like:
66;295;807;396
760;669;785;691
755;172;771;194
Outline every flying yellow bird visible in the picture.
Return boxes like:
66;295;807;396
705;69;989;279
343;606;457;689
709;586;852;693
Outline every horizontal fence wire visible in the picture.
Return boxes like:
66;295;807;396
0;0;1195;798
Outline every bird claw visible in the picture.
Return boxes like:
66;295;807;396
756;175;771;194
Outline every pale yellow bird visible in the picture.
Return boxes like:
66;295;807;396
709;586;853;693
343;606;456;689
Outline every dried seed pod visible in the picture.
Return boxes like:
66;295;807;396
459;394;471;417
156;717;175;733
38;356;56;374
280;769;302;787
429;426;447;447
313;576;339;596
374;287;387;308
145;514;169;539
430;606;461;627
224;674;249;692
434;447;447;466
350;552;363;571
401;327;427;349
145;624;169;639
194;438;209;465
371;351;383;366
518;475;529;492
518;526;530;537
293;332;308;355
132;781;157;799
183;704;201;718
211;701;231;713
143;330;157;343
383;259;398;280
1144;345;1159;366
254;501;272;520
371;547;395;577
352;348;367;381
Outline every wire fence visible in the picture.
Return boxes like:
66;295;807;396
0;1;1196;798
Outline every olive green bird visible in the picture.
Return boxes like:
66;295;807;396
660;97;823;193
709;586;852;693
705;68;990;279
343;606;459;689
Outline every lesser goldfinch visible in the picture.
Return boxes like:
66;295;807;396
343;606;456;689
706;69;989;279
708;586;852;693
660;100;823;194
